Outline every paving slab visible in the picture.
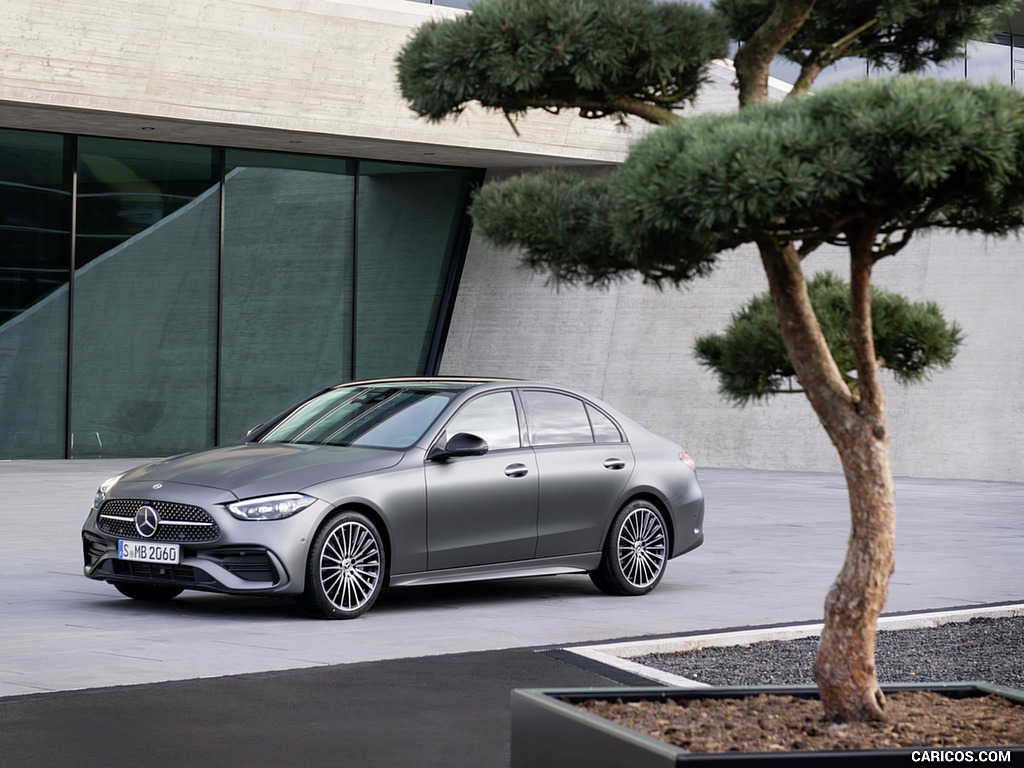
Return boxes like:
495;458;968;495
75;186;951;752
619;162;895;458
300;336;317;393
1;460;1021;697
0;460;1021;766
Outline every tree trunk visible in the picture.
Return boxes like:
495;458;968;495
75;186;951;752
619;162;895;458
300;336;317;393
758;236;896;722
815;220;896;721
816;425;895;721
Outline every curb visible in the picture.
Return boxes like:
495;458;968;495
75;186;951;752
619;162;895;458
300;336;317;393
563;602;1024;689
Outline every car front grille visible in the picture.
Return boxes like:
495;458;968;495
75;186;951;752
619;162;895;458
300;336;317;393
110;559;207;584
98;499;220;542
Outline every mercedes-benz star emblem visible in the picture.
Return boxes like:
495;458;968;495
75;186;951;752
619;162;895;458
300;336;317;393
134;505;160;538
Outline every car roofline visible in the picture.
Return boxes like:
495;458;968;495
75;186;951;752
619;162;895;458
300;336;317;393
327;376;522;390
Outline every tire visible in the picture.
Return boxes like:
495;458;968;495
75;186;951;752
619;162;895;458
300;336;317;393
114;582;184;601
298;510;385;619
590;500;669;596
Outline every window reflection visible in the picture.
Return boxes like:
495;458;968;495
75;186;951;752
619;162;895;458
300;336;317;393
0;131;473;458
356;163;472;379
70;138;219;458
0;130;70;459
967;39;1011;84
261;385;453;448
444;392;521;451
523;390;594;446
587;405;624;444
767;33;1016;89
220;150;356;443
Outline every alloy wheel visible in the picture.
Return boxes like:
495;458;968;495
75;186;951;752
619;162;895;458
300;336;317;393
615;506;667;589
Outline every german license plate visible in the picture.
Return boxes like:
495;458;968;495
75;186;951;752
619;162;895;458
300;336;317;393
117;540;180;564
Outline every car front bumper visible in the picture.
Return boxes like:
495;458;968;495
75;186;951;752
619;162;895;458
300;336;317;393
81;480;333;596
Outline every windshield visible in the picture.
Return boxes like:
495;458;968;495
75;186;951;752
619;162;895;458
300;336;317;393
258;384;473;449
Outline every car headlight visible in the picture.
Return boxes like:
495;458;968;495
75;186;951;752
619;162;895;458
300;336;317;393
94;473;125;509
227;493;316;521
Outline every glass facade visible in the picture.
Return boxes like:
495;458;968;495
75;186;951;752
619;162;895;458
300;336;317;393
767;33;1021;89
0;129;477;459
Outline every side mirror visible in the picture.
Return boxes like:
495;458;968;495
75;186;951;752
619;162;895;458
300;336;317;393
428;432;489;461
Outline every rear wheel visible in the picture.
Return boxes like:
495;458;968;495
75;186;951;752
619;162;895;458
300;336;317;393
298;510;385;619
114;582;184;601
590;500;668;596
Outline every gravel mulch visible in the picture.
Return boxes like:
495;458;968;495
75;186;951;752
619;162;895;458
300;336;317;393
571;615;1024;753
630;616;1024;689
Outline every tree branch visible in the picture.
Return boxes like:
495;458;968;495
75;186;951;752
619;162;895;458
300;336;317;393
734;0;817;106
788;16;879;99
846;217;887;414
758;240;853;421
496;96;683;126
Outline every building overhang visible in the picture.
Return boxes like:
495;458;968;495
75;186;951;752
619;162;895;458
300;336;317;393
0;0;644;169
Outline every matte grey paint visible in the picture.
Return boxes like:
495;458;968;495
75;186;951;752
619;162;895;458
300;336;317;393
82;378;704;611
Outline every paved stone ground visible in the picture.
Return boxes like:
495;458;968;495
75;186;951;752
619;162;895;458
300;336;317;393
0;460;1020;766
1;460;1020;697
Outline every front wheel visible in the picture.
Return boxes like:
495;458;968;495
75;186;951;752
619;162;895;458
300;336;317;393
590;500;668;596
298;510;385;619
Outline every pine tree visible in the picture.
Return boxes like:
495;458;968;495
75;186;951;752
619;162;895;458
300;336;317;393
397;0;1023;721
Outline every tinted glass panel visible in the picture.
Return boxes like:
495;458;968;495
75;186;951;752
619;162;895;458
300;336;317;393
0;129;70;458
355;162;470;378
220;150;356;442
76;137;218;268
444;392;521;450
260;385;454;448
0;139;472;459
523;390;594;446
70;138;219;458
587;404;623;443
968;39;1012;85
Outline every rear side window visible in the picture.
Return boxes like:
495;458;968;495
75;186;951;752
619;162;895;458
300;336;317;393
522;390;594;446
587;404;624;443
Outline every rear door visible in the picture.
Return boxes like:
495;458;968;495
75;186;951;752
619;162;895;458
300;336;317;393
521;389;635;557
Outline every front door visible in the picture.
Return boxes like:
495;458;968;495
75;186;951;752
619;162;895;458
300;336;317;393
425;391;538;570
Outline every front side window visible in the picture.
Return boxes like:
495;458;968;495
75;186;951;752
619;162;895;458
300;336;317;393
441;392;521;451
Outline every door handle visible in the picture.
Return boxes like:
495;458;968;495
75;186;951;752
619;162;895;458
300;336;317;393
504;463;529;478
603;458;626;470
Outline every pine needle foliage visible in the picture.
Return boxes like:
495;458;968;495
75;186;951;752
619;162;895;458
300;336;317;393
396;0;729;125
472;77;1024;286
694;272;964;403
717;0;1020;74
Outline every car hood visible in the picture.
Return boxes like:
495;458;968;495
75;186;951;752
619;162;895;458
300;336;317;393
116;442;405;499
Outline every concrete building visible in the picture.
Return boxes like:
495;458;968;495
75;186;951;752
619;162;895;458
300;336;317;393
1;0;1022;481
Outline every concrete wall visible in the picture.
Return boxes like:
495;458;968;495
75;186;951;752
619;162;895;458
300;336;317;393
0;0;643;167
442;186;1024;483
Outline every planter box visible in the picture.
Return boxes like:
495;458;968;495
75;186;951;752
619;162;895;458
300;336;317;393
511;683;1024;767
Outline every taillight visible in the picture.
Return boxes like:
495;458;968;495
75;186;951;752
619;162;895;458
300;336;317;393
679;451;697;474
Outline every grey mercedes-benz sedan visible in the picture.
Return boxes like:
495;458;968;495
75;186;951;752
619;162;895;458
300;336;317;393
82;378;704;618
